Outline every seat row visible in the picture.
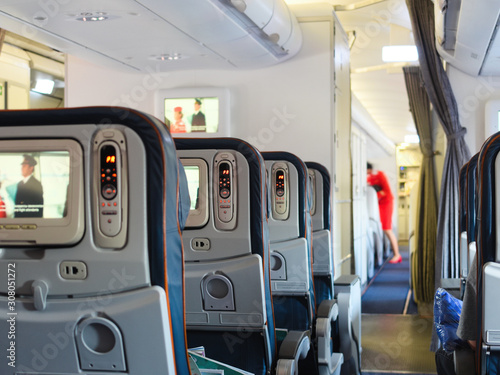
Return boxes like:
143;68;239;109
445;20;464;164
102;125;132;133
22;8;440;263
0;107;360;375
446;132;500;374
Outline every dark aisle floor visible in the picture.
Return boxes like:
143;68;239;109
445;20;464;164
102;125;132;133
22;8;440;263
361;246;437;374
362;246;417;315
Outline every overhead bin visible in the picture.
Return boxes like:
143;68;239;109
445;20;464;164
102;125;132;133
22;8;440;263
262;0;292;45
230;0;274;28
435;0;500;76
212;0;303;64
0;0;302;71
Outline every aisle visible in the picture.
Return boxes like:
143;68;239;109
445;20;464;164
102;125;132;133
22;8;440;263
361;246;417;314
360;246;436;374
361;314;437;374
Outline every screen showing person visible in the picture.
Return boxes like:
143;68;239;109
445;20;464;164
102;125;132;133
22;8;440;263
191;98;206;132
164;96;219;134
0;151;70;219
170;106;186;133
183;165;200;211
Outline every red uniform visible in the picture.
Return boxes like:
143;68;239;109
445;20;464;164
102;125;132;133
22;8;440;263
367;170;393;230
171;120;186;133
0;198;6;218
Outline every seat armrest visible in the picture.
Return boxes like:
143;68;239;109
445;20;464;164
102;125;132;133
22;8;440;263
316;299;343;375
276;330;311;375
279;330;311;359
317;298;338;320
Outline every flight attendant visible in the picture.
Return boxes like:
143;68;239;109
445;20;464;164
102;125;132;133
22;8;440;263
367;162;401;263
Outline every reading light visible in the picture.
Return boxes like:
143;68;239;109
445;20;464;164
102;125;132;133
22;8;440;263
404;134;420;144
382;45;418;62
151;53;184;61
32;79;55;95
75;12;110;22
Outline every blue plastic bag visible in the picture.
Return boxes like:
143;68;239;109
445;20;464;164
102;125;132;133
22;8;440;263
487;353;500;375
434;287;468;352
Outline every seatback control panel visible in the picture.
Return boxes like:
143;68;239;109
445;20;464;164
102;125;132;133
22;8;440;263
214;152;237;231
93;129;128;248
271;162;290;220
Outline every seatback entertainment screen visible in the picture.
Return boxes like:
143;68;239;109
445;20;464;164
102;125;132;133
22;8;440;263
183;165;200;211
0;139;84;246
0;151;70;219
180;158;209;228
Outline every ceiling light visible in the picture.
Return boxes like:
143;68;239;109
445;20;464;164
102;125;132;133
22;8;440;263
78;16;108;22
32;79;55;95
74;12;113;22
404;134;420;144
151;54;184;61
382;45;418;62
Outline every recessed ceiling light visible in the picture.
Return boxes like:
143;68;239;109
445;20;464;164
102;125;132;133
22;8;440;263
78;15;108;22
150;53;185;61
72;12;116;22
382;45;418;62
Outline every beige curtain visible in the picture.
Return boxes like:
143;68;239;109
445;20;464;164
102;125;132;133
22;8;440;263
406;0;471;289
403;66;438;303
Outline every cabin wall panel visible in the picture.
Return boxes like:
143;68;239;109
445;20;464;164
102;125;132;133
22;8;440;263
448;66;500;154
65;55;157;115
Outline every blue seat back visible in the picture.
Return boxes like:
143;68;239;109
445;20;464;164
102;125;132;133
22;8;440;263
458;154;479;279
475;133;500;374
459;161;468;236
0;107;191;375
174;137;276;375
262;151;315;331
466;153;479;245
306;161;335;306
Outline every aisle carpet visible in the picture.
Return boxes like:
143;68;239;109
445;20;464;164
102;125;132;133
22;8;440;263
362;247;418;314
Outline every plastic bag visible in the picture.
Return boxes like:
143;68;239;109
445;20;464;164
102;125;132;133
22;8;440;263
434;287;468;352
487;354;500;375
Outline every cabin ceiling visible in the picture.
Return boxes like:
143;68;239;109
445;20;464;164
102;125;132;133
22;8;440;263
333;0;417;146
0;0;418;145
0;0;301;71
288;0;417;146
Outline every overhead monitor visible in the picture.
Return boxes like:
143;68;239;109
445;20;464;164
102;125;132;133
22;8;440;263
156;87;230;137
0;139;84;246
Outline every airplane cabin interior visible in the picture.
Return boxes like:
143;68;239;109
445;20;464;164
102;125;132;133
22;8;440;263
1;0;500;374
